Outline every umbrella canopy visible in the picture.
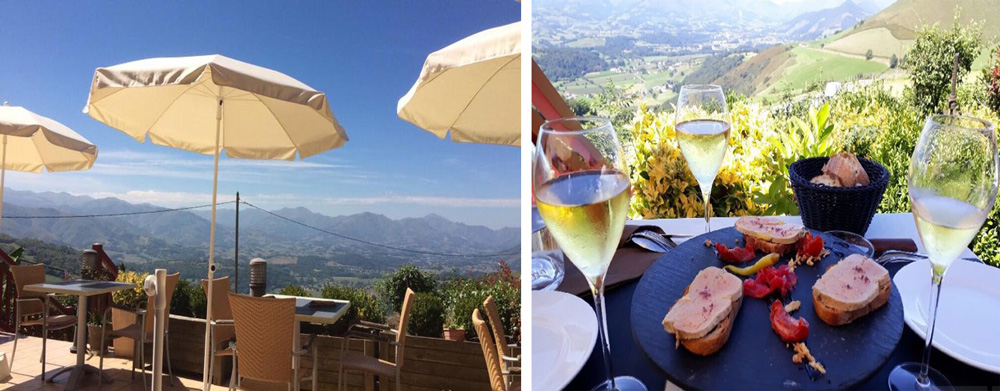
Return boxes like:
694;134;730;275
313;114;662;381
84;54;347;391
85;54;348;159
397;21;520;146
0;104;98;232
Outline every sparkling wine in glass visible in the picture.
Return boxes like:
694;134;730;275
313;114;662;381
888;115;998;391
675;84;731;232
534;117;646;391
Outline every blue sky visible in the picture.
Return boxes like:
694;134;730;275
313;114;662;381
0;1;520;229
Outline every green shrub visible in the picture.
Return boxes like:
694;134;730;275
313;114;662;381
407;292;445;338
905;11;982;115
441;261;520;342
320;283;385;324
277;285;310;297
170;280;206;318
375;265;436;312
113;271;148;308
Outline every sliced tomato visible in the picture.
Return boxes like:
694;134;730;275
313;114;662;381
715;242;756;263
770;300;809;343
797;232;824;257
743;278;771;298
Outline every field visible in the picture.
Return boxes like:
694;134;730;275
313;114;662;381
825;27;911;58
566;37;605;48
758;47;889;99
553;54;705;108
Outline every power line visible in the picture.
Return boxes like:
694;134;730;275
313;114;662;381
241;201;520;258
2;201;238;219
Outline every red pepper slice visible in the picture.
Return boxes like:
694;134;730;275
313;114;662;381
742;265;797;299
797;232;824;257
715;242;756;263
770;300;809;343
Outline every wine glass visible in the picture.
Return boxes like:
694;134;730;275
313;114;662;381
889;115;998;391
534;117;646;391
675;84;731;232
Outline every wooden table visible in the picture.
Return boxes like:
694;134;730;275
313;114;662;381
24;280;136;391
265;294;350;391
562;213;999;389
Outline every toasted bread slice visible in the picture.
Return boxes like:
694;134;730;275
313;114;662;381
743;235;795;256
663;267;743;355
812;254;890;325
735;216;804;245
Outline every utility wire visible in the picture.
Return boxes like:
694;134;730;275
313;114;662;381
3;201;238;219
1;197;519;259
241;201;520;258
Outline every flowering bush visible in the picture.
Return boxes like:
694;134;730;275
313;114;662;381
440;261;520;342
983;44;1000;116
626;100;770;219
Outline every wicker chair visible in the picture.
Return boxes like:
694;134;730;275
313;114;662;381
472;308;519;391
9;264;78;381
228;293;317;391
99;272;179;390
202;276;236;387
338;288;414;391
484;296;520;386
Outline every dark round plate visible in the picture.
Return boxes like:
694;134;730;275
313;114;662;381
630;227;903;390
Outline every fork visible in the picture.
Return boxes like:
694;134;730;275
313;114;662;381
876;250;984;266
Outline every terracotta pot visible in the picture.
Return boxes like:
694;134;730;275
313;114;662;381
442;328;466;341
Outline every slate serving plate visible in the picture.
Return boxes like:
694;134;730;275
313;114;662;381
631;227;903;390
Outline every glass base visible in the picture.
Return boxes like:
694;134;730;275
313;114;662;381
531;251;565;291
592;376;647;391
888;362;953;391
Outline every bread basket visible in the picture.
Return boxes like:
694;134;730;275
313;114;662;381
788;157;890;235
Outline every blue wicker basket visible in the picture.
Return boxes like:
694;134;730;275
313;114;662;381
788;157;890;235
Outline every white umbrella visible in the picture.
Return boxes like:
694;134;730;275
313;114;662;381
397;22;520;146
84;54;347;390
0;103;98;233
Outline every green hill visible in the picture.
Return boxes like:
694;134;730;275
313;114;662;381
714;45;796;96
826;0;1000;58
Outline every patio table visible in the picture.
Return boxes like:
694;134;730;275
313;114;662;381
23;280;136;391
562;213;1000;390
264;294;351;388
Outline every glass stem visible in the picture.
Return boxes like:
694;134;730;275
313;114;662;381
591;277;615;390
917;269;945;388
703;189;712;232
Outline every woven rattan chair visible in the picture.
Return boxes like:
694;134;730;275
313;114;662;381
202;276;237;386
228;293;317;391
338;288;414;391
484;295;520;386
10;264;78;381
473;308;519;391
99;272;179;390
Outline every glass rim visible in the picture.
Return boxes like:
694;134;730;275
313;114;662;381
927;114;994;132
537;116;613;136
679;84;723;91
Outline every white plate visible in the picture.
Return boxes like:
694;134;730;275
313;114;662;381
532;290;599;390
894;259;1000;373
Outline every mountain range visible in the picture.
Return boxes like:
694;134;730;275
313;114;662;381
780;0;872;40
0;189;519;283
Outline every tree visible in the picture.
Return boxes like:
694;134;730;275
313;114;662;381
375;265;437;312
865;49;874;61
905;9;982;115
890;53;899;69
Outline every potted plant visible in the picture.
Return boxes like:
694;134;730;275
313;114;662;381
443;316;465;341
87;313;107;356
110;270;149;358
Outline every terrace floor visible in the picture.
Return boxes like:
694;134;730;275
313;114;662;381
0;333;228;391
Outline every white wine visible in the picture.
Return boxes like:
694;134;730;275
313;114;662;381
535;170;631;284
911;193;987;275
676;120;730;190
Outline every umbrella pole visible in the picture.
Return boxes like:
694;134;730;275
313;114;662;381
202;98;222;391
0;134;6;235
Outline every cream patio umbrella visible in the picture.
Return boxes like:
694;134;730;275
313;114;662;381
0;103;98;233
83;54;348;391
397;21;520;146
